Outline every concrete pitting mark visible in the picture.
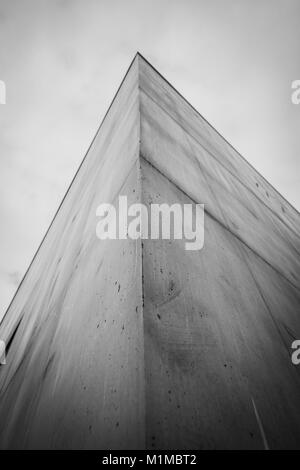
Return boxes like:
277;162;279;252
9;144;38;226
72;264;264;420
155;286;182;309
251;397;270;450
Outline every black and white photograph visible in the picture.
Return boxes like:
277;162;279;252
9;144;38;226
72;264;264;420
0;0;300;457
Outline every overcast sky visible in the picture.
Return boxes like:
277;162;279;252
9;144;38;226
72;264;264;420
0;0;299;321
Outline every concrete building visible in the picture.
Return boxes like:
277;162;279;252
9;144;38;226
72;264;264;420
0;53;299;449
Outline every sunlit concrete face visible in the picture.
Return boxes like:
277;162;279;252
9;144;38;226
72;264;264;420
0;54;300;449
0;57;145;450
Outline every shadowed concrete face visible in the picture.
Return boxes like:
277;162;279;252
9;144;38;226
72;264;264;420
0;54;300;449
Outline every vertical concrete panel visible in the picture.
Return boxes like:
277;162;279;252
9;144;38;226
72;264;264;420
141;159;300;449
0;57;145;449
138;55;300;449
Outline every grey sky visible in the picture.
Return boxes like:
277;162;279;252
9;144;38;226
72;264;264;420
0;0;299;321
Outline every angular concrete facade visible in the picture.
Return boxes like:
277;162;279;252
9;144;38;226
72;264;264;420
0;54;300;449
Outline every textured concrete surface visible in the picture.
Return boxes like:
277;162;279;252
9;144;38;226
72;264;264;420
0;57;144;449
0;54;299;449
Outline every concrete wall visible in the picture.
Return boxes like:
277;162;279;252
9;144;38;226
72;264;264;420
0;54;299;449
0;57;145;449
138;55;300;449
